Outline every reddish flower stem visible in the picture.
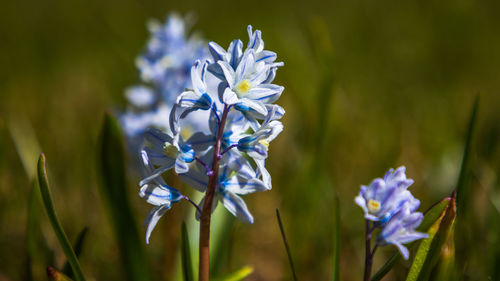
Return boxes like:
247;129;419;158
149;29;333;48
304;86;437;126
198;104;229;281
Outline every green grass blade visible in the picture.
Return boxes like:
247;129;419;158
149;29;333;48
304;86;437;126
332;194;340;281
181;222;194;281
454;96;479;271
276;208;298;281
213;266;254;281
371;197;450;281
62;227;89;278
37;154;86;281
456;95;479;214
406;193;456;281
97;112;151;281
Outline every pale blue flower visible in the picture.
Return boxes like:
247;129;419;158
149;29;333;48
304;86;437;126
180;153;266;223
139;151;183;244
121;14;209;140
136;14;208;103
206;26;284;120
134;24;285;242
176;60;212;111
355;166;417;225
376;203;428;259
139;128;195;185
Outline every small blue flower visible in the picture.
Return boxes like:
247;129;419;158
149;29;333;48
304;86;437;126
206;26;284;119
139;151;183;244
355;166;417;225
179;153;265;223
176;60;212;111
376;203;428;259
237;120;283;160
139;128;196;185
136;14;209;103
121;14;209;140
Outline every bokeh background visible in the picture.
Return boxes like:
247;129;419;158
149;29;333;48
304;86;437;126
1;0;500;280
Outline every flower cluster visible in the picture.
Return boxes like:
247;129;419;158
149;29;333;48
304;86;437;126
355;166;428;259
137;23;284;243
120;14;209;141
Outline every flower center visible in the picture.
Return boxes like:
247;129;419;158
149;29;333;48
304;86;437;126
236;79;252;96
259;139;270;150
163;143;179;158
180;126;194;140
367;199;381;213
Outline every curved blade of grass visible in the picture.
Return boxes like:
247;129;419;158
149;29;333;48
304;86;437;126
37;154;86;281
453;96;479;272
181;222;194;281
276;208;298;281
371;197;450;281
455;95;479;214
62;227;89;278
97;112;151;281
213;266;254;281
406;193;456;281
332;194;340;281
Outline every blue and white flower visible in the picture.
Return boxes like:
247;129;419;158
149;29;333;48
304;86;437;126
180;153;266;223
206;26;284;120
139;151;183;244
139;128;195;183
120;14;209;140
137;14;209;103
176;60;212;112
133;23;285;243
355;166;417;225
376;203;428;259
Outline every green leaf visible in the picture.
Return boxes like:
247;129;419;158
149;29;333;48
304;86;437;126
213;266;254;281
37;154;86;281
371;197;450;281
181;222;194;281
276;209;298;281
62;227;89;278
97;112;151;281
331;194;340;281
406;193;456;281
456;95;479;215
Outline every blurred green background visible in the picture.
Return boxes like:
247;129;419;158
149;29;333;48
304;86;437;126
1;0;499;280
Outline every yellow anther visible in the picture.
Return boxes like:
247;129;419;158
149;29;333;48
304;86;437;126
180;126;194;140
259;139;270;150
236;79;252;96
163;143;178;158
367;199;381;213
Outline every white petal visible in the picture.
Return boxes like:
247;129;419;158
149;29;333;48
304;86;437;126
223;88;240;105
144;205;171;244
245;84;284;104
236;99;268;116
218;61;236;86
220;191;254;224
235;50;256;82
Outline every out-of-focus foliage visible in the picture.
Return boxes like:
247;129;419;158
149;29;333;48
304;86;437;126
1;0;499;280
